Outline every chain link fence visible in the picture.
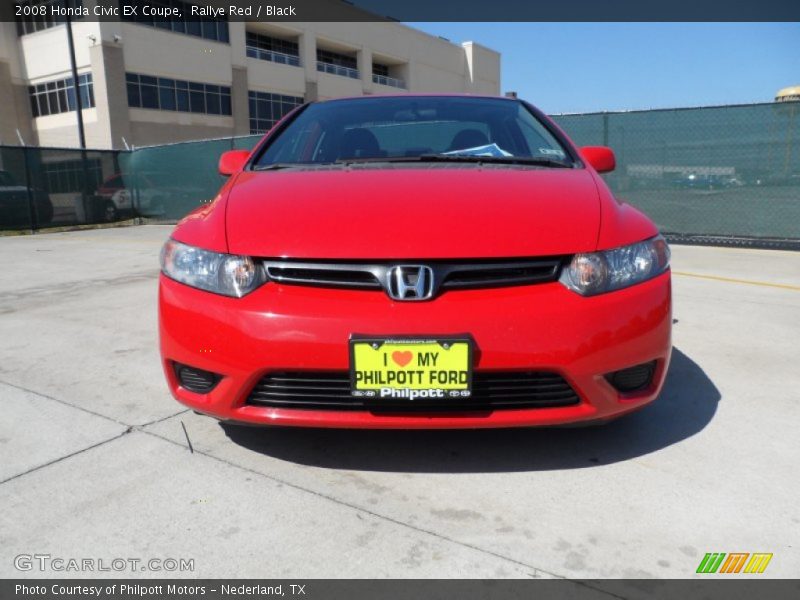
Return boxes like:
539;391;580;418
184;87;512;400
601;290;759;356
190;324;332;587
552;102;800;248
0;136;262;230
2;102;798;248
1;145;120;230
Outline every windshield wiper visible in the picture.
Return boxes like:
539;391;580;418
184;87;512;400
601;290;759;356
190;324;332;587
334;157;425;165
252;162;341;171
416;154;573;168
252;163;296;171
258;155;573;169
333;155;572;168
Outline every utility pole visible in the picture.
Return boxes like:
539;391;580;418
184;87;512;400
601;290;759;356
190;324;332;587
66;14;93;222
65;16;86;149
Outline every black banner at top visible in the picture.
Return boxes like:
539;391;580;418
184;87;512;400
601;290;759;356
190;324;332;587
4;0;800;22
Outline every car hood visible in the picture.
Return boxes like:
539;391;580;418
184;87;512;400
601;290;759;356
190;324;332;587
225;167;600;259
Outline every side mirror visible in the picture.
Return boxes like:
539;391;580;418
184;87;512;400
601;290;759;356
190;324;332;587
580;146;616;173
218;150;250;176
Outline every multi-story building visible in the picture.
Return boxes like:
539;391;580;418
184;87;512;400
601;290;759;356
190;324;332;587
0;0;501;149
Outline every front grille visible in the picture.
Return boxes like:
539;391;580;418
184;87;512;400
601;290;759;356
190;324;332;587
261;258;563;299
440;262;560;289
246;370;580;412
266;265;382;289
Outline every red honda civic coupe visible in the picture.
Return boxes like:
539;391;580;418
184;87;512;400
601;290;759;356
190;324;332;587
159;95;672;429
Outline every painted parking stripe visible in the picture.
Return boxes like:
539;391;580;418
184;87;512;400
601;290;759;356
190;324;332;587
673;271;800;291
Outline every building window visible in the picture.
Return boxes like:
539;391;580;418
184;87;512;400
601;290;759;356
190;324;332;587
246;31;300;66
42;158;103;194
121;0;229;43
371;63;405;88
126;73;232;116
316;49;359;79
248;91;303;134
16;0;84;36
29;73;94;118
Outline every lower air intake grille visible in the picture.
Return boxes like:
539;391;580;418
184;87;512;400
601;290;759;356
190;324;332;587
605;361;656;393
246;371;580;412
174;363;220;393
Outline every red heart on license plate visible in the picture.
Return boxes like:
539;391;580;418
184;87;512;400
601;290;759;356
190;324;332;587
392;350;413;367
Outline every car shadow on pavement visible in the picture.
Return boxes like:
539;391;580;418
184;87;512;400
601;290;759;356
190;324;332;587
220;347;719;473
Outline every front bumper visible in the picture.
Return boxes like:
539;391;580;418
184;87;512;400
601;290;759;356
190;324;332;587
158;271;672;429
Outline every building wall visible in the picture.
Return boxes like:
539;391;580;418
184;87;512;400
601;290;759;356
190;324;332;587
25;109;109;148
462;42;502;96
0;22;35;145
0;59;35;146
1;9;501;150
17;20;99;80
128;111;234;146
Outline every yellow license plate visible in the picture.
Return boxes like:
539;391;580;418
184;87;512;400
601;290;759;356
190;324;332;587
350;337;473;400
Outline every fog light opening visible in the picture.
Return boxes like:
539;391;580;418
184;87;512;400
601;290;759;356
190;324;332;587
173;363;220;393
605;361;657;393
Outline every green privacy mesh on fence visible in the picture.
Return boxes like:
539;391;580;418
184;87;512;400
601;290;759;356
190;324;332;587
0;145;123;229
551;102;800;243
1;102;798;245
118;135;262;221
0;135;262;229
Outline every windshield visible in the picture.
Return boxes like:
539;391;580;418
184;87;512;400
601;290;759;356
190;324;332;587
253;97;573;168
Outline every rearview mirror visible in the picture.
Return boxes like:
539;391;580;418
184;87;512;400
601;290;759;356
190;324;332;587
219;150;250;176
580;146;616;173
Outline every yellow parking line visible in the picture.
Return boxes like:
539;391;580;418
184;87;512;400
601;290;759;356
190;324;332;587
675;245;800;256
673;271;800;291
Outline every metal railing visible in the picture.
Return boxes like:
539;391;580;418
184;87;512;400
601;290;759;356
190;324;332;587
316;61;360;79
372;74;405;89
246;47;301;67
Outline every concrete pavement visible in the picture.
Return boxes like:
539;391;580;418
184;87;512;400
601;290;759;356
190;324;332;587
1;226;798;583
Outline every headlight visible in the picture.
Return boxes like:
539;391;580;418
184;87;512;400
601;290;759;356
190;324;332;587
160;239;266;297
559;235;670;296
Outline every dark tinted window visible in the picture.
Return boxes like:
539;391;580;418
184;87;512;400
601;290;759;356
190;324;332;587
120;0;229;43
248;91;304;134
126;73;231;116
29;74;94;117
